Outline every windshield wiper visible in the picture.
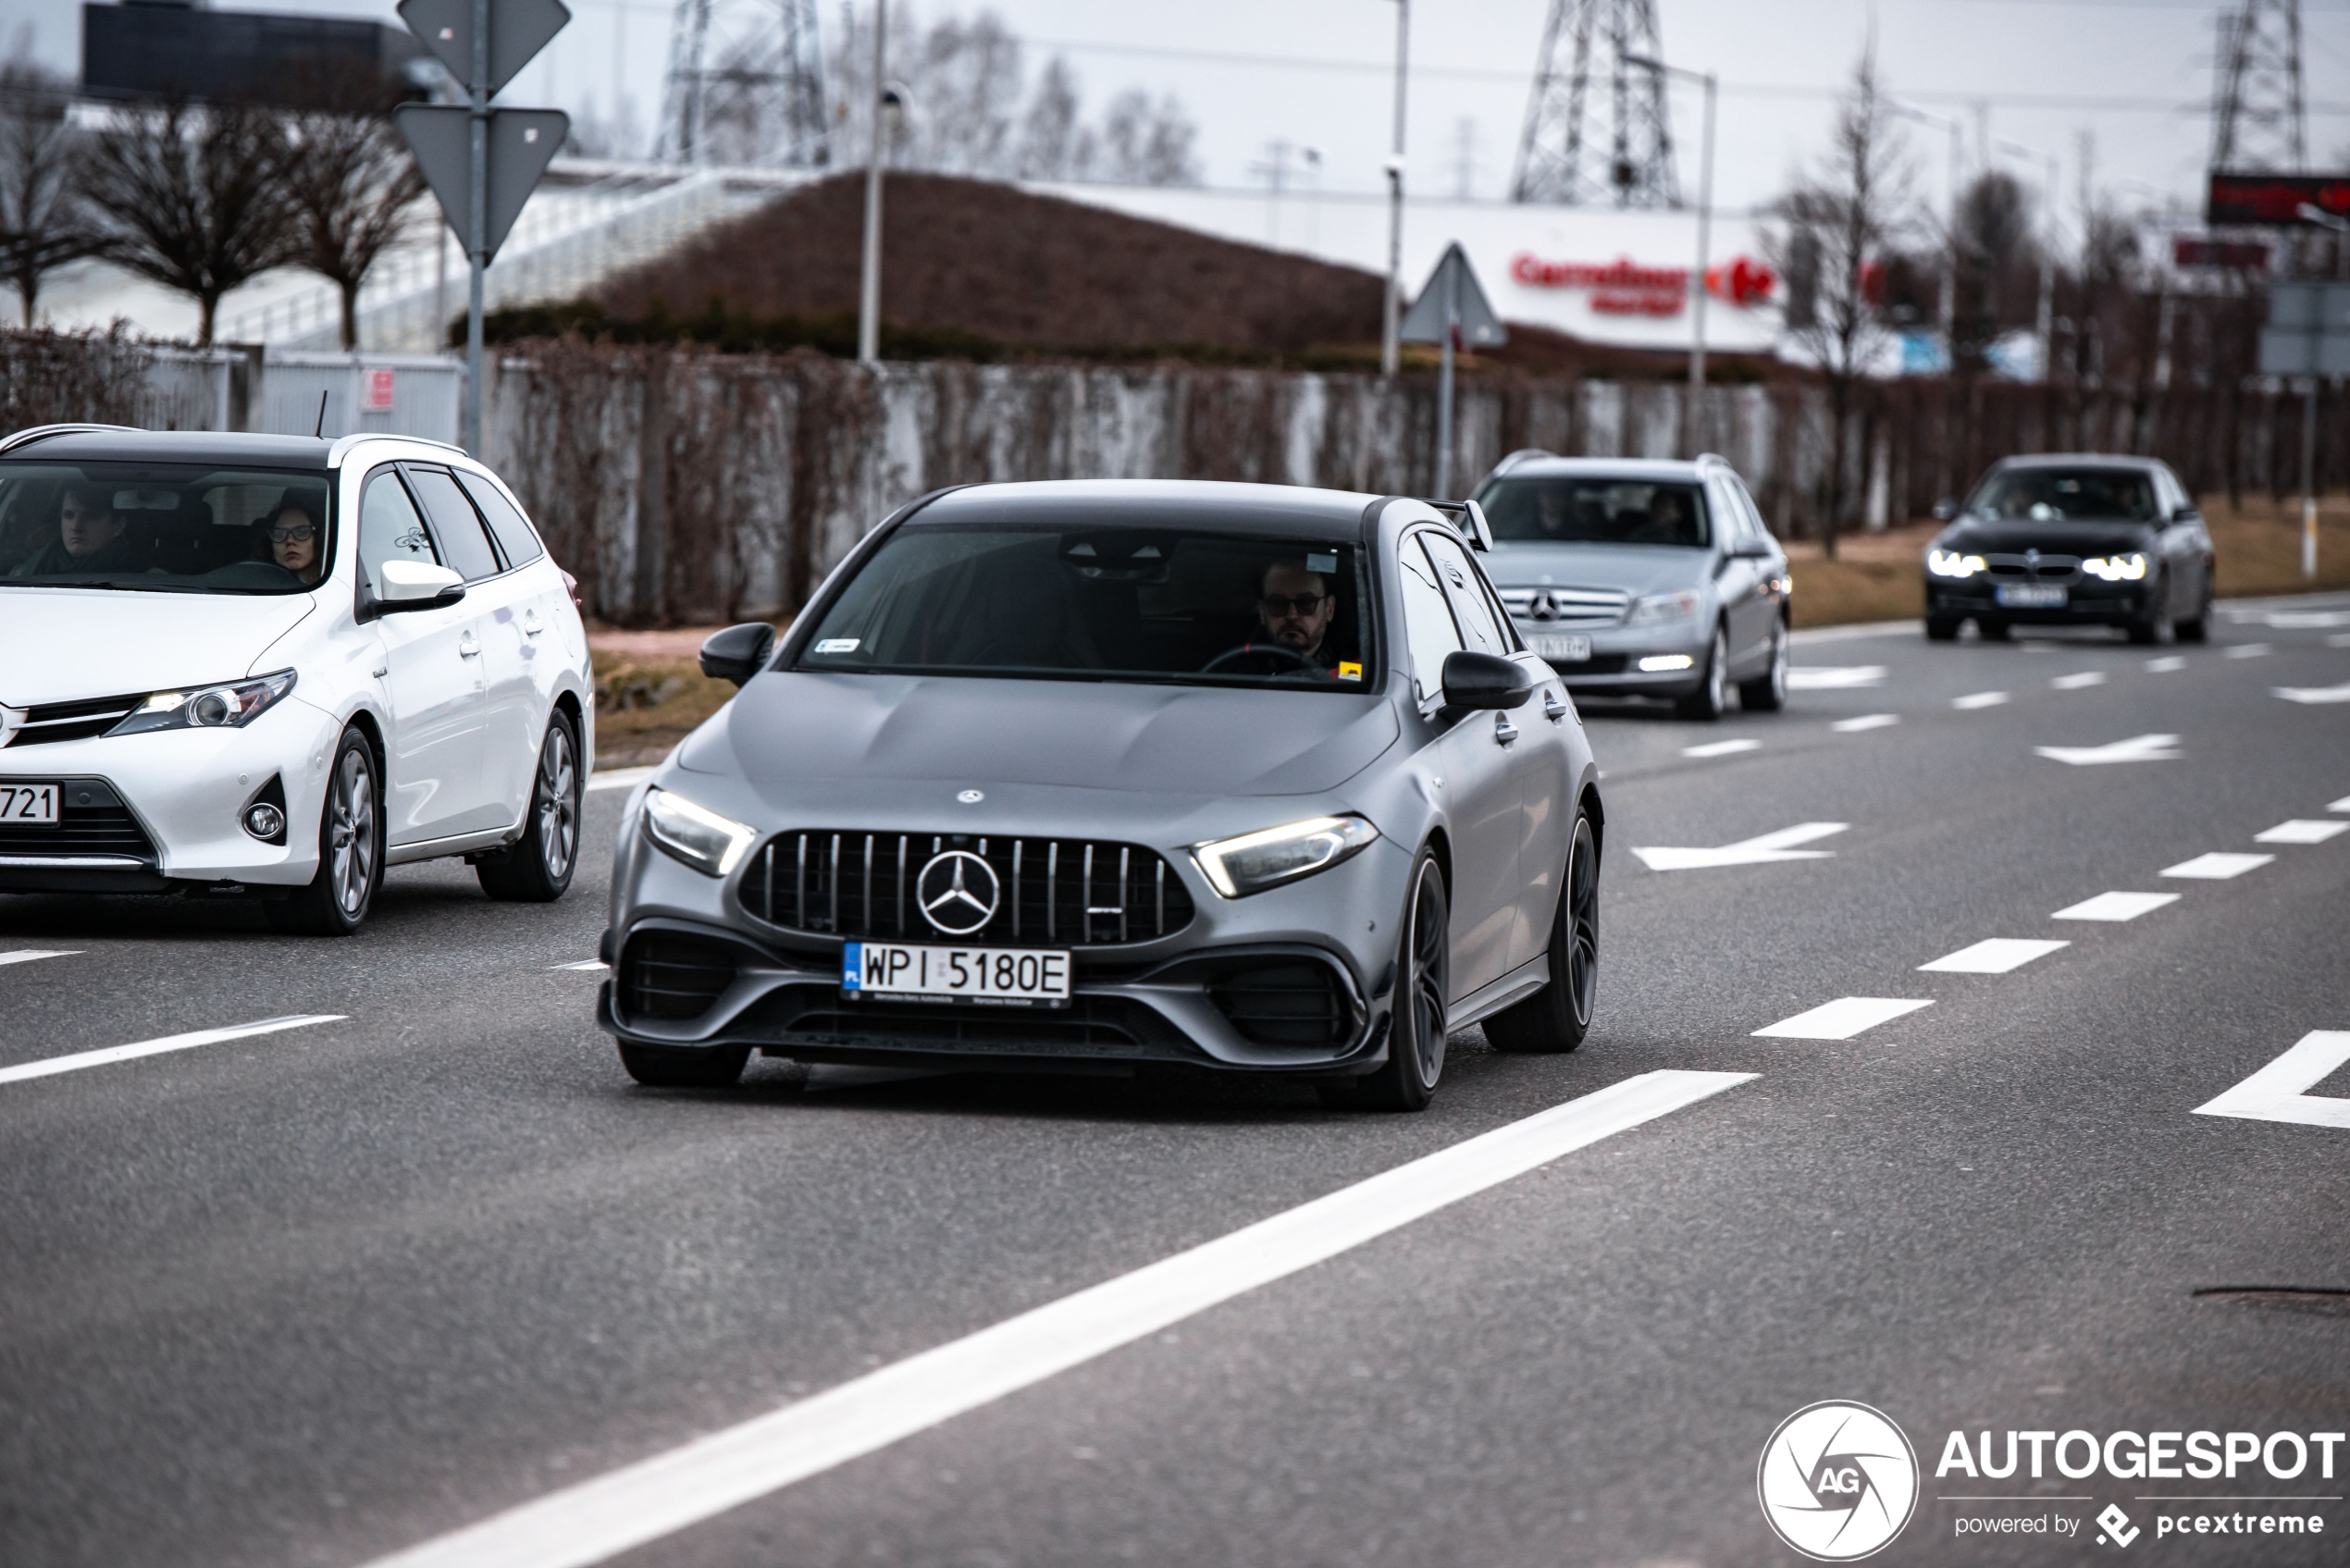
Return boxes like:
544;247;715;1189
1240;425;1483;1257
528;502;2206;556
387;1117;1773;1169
23;579;204;593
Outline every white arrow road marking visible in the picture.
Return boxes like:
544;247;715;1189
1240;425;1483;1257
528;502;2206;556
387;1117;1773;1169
1682;737;1762;759
1787;665;1886;689
2274;682;2350;705
2145;655;2187;673
2034;734;2181;765
2256;819;2350;845
353;1069;1758;1568
2050;671;2108;690
1831;712;1899;733
1631;821;1849;871
587;766;658;794
1920;938;2071;974
2052;891;2180;921
1753;997;1933;1040
0;1015;345;1088
2226;643;2272;659
2162;852;2274;880
2195;1032;2350;1130
0;949;80;968
1953;691;2010;710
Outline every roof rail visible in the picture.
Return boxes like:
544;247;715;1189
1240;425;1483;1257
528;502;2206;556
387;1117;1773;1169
1491;447;1554;477
1420;497;1494;552
0;423;139;457
326;431;473;465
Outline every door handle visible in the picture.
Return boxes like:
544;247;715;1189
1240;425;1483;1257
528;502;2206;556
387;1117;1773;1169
1492;715;1519;745
371;661;389;678
523;611;544;637
459;632;481;658
1543;692;1568;722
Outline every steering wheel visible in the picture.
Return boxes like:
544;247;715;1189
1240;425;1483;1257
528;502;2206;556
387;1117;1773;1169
1199;641;1330;679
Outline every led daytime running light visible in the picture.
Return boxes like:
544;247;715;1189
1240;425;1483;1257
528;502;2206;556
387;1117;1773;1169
1927;549;1987;579
1191;814;1379;898
2081;552;2148;581
643;787;760;877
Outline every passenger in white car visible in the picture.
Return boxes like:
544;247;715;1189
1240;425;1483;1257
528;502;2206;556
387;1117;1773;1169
8;481;143;578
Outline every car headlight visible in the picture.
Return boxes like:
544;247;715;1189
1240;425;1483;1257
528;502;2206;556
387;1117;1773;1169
1626;589;1701;625
643;786;759;877
1191;814;1379;898
1926;549;1987;579
107;670;296;735
2081;552;2148;581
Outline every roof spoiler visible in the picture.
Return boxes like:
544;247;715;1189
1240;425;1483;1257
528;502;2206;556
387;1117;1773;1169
1422;498;1494;552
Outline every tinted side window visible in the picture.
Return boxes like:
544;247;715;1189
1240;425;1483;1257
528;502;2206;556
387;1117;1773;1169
403;467;502;582
356;469;438;595
1397;536;1464;705
1420;531;1506;655
455;471;545;565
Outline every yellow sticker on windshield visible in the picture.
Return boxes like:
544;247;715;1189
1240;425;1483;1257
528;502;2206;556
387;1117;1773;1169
1338;661;1362;681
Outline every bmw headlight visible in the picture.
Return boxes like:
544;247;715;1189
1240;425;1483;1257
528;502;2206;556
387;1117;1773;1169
108;670;297;735
2081;552;2148;581
1626;589;1700;626
1192;814;1379;898
643;787;759;877
1927;549;1988;579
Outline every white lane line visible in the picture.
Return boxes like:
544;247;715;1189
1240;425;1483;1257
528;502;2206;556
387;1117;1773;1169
2275;682;2350;705
1631;821;1848;871
1753;997;1933;1040
1682;737;1762;759
2332;796;2350;813
2145;655;2187;673
2265;610;2350;628
2256;819;2350;845
1831;712;1899;733
2329;633;2350;649
1919;939;2071;974
2052;891;2180;922
2195;1032;2350;1130
587;766;658;794
355;1069;1758;1568
0;1015;345;1088
1787;665;1886;689
551;960;611;972
2162;852;2274;880
1952;691;2010;710
2034;733;2180;766
2225;643;2273;660
2050;671;2107;690
0;949;80;968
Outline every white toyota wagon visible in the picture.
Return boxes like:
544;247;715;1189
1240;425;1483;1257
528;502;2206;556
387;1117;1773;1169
0;426;593;933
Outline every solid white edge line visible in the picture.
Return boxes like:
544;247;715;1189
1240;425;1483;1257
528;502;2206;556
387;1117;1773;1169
586;767;657;794
0;949;81;967
0;1015;347;1087
357;1069;1757;1568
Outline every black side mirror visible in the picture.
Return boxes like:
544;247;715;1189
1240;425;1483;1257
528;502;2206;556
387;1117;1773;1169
1931;498;1958;522
699;622;776;686
1441;650;1534;711
2171;504;2199;523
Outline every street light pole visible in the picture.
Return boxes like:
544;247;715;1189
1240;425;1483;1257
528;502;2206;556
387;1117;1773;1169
1997;139;2059;384
856;0;887;366
1892;101;1963;351
463;0;489;453
1380;0;1407;379
1626;54;1714;455
2294;203;2348;578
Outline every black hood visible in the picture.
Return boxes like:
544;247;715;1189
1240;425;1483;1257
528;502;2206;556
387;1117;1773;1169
1934;517;2158;555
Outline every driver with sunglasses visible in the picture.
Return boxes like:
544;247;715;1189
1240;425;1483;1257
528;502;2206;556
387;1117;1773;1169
258;500;325;586
1252;558;1348;676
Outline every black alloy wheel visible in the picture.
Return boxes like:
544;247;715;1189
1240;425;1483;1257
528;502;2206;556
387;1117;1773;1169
2127;585;2174;646
266;726;383;936
1673;623;1730;721
1924;614;1961;642
1975;618;2011;641
1325;849;1450;1112
1485;809;1600;1055
618;1042;751;1088
1739;618;1789;711
2176;585;2211;643
477;713;583;902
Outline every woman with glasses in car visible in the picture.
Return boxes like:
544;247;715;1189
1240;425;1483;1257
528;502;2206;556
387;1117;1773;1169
258;500;325;586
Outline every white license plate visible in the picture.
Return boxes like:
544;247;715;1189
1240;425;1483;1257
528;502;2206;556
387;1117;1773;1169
842;942;1071;1006
1996;584;2068;609
0;782;58;825
1529;634;1592;663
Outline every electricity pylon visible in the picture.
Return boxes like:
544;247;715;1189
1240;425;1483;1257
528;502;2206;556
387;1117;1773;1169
1510;0;1678;207
2209;0;2305;172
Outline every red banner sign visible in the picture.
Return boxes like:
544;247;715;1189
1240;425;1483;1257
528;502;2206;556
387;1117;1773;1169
1510;252;1776;315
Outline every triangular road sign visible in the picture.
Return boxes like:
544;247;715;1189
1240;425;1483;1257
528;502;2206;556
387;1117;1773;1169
399;0;572;99
395;105;569;262
1399;242;1507;348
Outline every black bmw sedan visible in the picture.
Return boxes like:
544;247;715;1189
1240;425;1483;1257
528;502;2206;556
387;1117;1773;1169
1923;454;2214;644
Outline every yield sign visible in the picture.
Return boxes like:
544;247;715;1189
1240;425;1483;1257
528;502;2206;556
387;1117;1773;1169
399;0;573;98
1399;243;1507;348
395;105;568;261
1631;821;1848;872
2033;733;2180;765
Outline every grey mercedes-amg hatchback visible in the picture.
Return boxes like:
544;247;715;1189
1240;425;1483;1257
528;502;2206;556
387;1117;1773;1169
598;480;1602;1110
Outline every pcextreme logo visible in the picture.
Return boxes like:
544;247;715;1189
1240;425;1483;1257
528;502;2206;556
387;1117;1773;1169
1758;1401;1922;1561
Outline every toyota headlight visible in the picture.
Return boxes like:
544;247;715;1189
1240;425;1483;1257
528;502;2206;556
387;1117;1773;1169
108;670;297;735
1192;815;1379;898
1927;549;1988;579
643;787;758;877
1626;589;1701;625
2081;552;2148;581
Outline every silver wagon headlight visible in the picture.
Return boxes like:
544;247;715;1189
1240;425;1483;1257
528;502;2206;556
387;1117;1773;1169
1192;814;1379;898
643;787;759;877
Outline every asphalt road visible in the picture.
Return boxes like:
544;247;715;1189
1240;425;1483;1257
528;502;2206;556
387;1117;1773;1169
4;593;2347;1568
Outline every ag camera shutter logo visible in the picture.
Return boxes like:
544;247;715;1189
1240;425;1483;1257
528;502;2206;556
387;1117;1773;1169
1758;1401;1921;1560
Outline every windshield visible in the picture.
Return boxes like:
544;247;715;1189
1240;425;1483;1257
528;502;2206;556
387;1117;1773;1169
1969;467;2159;524
0;463;333;595
797;525;1375;691
1478;475;1712;548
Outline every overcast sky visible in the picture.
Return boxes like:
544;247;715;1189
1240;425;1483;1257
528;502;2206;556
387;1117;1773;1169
14;0;2349;228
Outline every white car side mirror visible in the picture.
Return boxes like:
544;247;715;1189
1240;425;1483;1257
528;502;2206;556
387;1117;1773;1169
377;559;465;605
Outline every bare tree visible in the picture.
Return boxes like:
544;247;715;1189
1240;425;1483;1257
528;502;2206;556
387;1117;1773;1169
1015;56;1093;179
83;98;297;345
280;69;427;349
0;57;102;327
905;11;1022;175
1096;90;1201;187
1766;43;1915;557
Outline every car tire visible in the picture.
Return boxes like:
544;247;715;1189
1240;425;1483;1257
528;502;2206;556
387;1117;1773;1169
1738;618;1789;711
618;1042;750;1088
1924;614;1960;642
2175;586;2210;644
1322;848;1449;1112
1672;623;1729;721
2127;591;2173;646
476;711;583;902
1975;618;2010;641
266;726;383;936
1483;809;1599;1055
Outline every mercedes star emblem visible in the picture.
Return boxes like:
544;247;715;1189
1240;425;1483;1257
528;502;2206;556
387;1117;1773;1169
916;849;1000;936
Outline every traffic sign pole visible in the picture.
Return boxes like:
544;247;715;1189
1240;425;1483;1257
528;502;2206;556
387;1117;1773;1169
466;0;489;454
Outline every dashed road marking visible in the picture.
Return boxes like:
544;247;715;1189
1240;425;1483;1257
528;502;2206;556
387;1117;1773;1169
352;1069;1759;1568
1682;738;1762;759
1953;691;2010;710
0;1015;346;1088
2052;892;2180;922
2050;671;2107;690
2255;819;2350;845
2275;682;2350;705
2329;633;2350;649
1831;713;1899;733
0;949;80;968
1919;939;2071;974
2161;852;2274;880
2195;1031;2350;1131
2226;643;2272;660
588;767;658;794
2034;734;2180;765
2331;796;2350;812
1787;665;1886;689
1631;822;1847;871
1753;997;1934;1040
2145;655;2187;673
2263;610;2350;629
